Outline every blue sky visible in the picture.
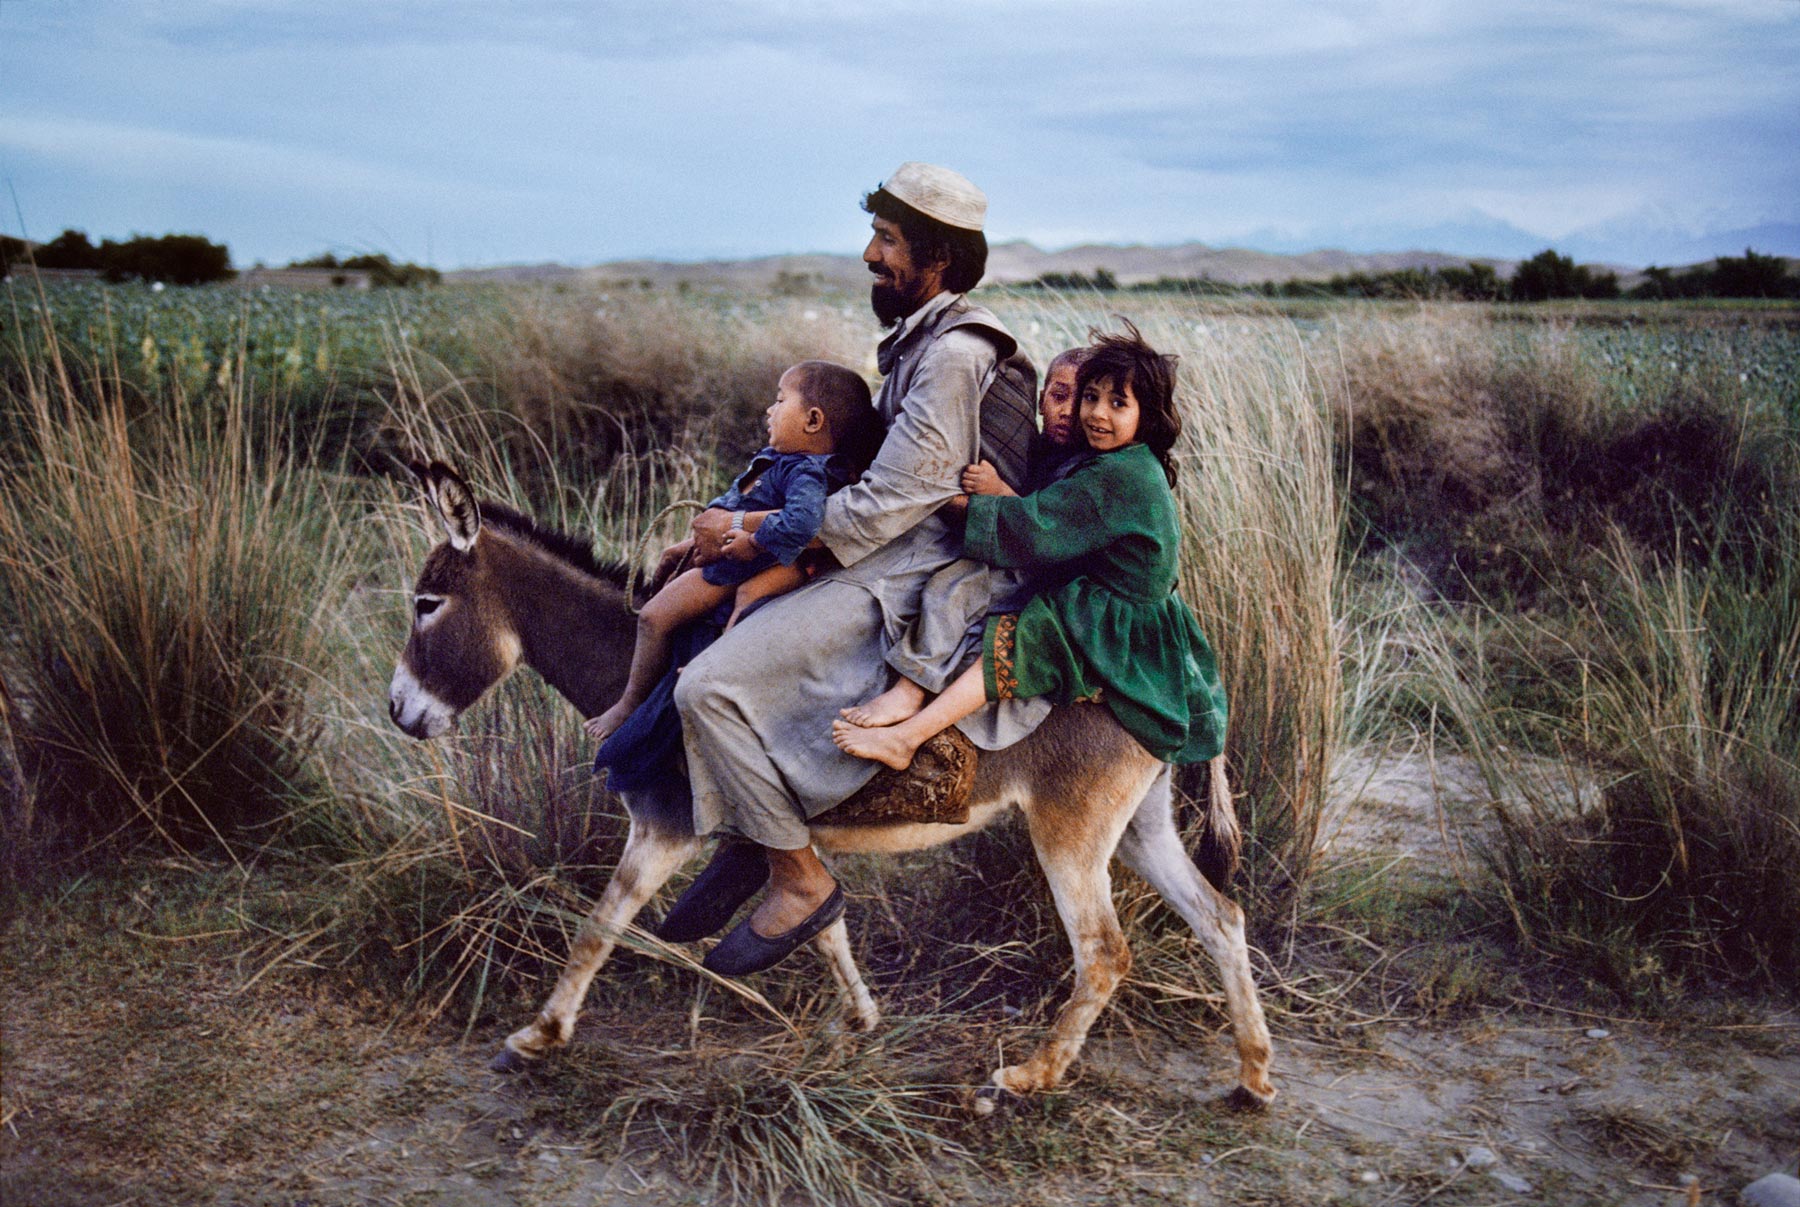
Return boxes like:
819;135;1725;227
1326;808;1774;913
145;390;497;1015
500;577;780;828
3;0;1797;269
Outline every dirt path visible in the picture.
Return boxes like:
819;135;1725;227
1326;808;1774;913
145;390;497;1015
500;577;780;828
4;753;1796;1206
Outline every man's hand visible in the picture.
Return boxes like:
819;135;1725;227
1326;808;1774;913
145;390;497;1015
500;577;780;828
961;460;1016;498
937;493;971;519
719;531;761;561
690;508;733;564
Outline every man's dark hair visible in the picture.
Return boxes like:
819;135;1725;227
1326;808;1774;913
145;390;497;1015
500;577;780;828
1076;319;1182;487
787;360;882;472
861;187;988;294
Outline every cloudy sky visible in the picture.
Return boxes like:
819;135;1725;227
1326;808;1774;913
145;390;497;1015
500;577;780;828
3;0;1797;269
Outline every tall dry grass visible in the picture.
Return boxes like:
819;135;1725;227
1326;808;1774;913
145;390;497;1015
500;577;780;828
1475;530;1800;995
1318;304;1800;994
453;288;869;495
0;304;355;866
1325;306;1790;604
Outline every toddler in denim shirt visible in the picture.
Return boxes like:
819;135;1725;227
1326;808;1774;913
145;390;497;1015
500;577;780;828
586;360;879;743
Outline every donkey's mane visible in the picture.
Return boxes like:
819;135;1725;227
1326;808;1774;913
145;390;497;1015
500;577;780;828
479;501;632;590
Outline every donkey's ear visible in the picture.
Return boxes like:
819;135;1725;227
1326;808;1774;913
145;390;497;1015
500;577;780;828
423;462;481;552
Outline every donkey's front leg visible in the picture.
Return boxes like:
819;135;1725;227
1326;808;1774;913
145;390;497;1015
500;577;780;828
495;820;701;1070
812;917;880;1031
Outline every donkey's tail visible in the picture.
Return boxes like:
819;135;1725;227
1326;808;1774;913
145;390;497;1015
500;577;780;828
1193;757;1242;892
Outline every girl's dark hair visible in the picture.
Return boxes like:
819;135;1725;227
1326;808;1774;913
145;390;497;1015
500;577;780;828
1076;319;1182;487
861;188;988;294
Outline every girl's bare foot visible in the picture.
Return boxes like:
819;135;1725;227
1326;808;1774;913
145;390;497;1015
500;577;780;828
584;701;634;743
839;677;926;727
832;718;923;771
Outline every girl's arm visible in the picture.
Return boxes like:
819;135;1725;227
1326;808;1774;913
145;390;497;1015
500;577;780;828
961;460;1016;498
962;459;1126;571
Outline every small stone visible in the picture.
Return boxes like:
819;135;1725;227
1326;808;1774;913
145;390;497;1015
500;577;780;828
1585;1027;1611;1039
1199;1154;1215;1166
1491;1171;1534;1194
1357;1170;1381;1184
1463;1146;1499;1170
1741;1172;1800;1207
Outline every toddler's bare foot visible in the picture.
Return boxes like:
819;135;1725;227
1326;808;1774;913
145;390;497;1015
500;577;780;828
839;678;926;727
832;718;923;771
584;701;634;743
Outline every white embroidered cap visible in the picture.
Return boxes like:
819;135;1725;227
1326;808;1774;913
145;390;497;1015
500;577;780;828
881;162;987;232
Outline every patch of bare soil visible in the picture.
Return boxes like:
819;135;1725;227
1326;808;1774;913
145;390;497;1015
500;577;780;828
4;754;1795;1206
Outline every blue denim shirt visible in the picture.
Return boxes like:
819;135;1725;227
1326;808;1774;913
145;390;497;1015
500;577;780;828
702;448;856;586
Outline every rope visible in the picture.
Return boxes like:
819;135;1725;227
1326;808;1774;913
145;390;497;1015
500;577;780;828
625;498;708;614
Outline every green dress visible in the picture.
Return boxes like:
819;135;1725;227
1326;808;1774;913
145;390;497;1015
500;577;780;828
962;442;1228;765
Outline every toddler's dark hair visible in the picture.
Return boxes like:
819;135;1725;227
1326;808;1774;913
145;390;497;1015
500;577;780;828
787;360;882;472
1075;319;1182;487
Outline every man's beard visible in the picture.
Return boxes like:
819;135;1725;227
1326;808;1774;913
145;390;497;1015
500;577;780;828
870;280;916;328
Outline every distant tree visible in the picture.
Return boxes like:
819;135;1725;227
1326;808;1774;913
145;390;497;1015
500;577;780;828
1509;249;1579;301
1582;269;1621;300
1631;265;1678;301
1508;248;1616;302
99;233;233;284
287;250;440;287
36;228;106;271
1031;268;1119;291
0;233;27;276
1629;249;1796;301
1438;262;1503;301
1709;248;1794;299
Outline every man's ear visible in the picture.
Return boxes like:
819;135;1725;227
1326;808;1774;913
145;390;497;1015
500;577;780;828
805;406;827;433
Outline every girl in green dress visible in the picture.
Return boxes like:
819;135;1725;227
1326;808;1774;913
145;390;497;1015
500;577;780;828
832;322;1228;770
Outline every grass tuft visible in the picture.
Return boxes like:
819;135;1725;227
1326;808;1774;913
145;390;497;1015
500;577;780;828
1;308;351;865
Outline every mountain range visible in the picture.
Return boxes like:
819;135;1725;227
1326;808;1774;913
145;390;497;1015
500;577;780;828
448;222;1800;291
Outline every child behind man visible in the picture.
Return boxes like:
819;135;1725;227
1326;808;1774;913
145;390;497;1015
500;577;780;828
585;359;880;743
841;345;1090;729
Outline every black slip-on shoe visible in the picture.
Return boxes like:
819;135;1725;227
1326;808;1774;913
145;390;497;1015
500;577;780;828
702;885;846;977
653;841;770;943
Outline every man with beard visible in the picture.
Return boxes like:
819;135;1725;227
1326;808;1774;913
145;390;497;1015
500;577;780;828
664;162;1044;975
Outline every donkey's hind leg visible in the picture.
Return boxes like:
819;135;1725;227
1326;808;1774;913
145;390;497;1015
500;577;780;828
981;758;1158;1108
1114;766;1276;1105
496;817;701;1069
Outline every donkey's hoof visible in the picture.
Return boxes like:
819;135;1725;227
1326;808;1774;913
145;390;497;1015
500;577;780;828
970;1083;1020;1118
1223;1083;1276;1112
489;1046;535;1075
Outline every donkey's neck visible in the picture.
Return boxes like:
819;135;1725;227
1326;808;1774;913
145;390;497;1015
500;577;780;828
491;535;636;720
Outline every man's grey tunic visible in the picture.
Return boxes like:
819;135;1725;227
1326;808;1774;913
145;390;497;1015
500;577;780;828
673;291;1051;849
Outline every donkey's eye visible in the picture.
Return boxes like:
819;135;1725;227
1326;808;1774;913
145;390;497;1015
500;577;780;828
415;596;444;619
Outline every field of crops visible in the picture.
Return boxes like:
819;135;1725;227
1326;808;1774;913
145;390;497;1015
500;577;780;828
8;277;1797;455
